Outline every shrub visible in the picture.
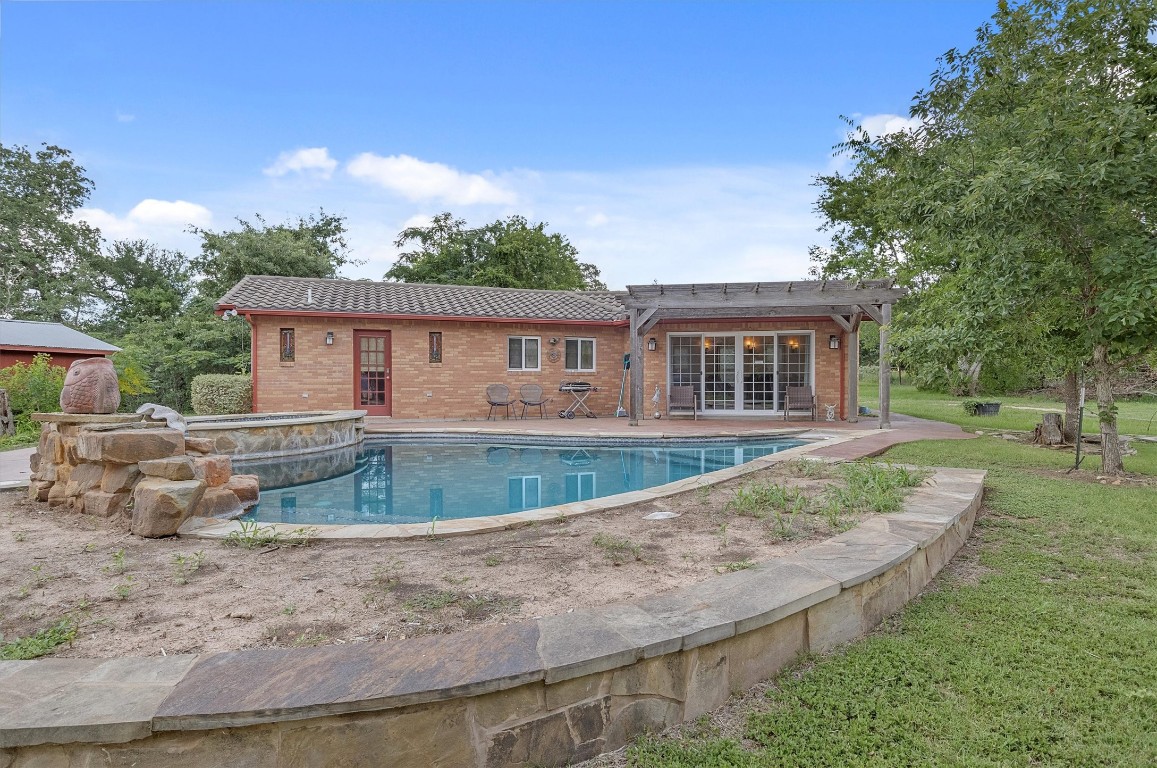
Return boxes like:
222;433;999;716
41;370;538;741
191;373;252;415
0;354;67;418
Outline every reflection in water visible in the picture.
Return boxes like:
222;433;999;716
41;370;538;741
244;439;805;526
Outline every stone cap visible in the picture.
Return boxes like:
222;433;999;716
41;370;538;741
31;413;144;425
0;468;985;748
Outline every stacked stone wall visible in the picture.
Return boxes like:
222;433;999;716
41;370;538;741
27;414;260;538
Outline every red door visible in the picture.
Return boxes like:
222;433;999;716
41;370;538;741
354;331;391;416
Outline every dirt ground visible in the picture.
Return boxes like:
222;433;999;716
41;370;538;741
1;460;876;659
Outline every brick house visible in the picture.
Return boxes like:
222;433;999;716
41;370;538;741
216;276;904;421
0;319;120;371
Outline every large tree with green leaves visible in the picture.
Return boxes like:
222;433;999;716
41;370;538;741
0;143;102;321
386;213;606;290
813;0;1157;473
87;239;194;337
191;210;357;301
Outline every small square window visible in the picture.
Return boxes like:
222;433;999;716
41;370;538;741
564;338;596;371
279;328;295;362
507;336;540;370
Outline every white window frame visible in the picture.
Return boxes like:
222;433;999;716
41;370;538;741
508;475;541;511
564;337;597;372
564;471;597;502
507;336;541;371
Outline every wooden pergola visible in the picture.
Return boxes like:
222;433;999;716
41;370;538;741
623;280;908;427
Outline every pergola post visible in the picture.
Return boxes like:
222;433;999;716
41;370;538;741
846;324;859;423
878;302;892;429
628;309;644;426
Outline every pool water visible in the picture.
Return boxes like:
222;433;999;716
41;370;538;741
242;439;807;526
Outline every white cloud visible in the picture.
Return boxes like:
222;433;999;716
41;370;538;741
855;113;921;138
74;199;213;247
115;111;135;123
346;153;516;205
263;147;338;179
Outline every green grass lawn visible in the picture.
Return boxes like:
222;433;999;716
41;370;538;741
860;380;1157;437
626;437;1157;767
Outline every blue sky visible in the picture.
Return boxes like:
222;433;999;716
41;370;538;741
2;0;994;289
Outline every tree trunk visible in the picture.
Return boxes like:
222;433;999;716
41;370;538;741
1092;343;1124;475
1036;413;1064;445
0;389;13;436
1061;369;1080;443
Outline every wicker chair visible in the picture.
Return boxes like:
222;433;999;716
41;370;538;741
486;384;516;420
668;385;698;420
783;385;817;421
518;384;551;419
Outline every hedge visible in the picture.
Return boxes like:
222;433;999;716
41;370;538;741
191;374;252;416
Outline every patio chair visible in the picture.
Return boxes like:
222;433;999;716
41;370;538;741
783;385;817;421
668;385;698;420
486;384;517;420
518;383;552;419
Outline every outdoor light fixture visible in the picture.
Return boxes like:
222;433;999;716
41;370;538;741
325;331;334;345
829;335;840;350
647;337;657;351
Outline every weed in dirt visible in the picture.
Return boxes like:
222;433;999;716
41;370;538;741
426;516;441;540
29;564;51;588
171;551;208;585
404;590;460;611
103;549;129;575
695;483;712;505
371;558;405;590
11;530;27;542
483;554;502;567
291;633;330;648
15;585;30;600
833;461;929;514
817;497;854;532
112;575;134;600
282;604;297;616
719;559;755;573
225;521;318;549
765;508;798;541
461;593;521;620
593;532;643;564
787;457;832;478
0;618;76;660
727;481;809;519
442;574;472;586
715;521;730;550
82;542;96;552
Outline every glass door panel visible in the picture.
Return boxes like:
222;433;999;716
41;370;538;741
742;335;776;410
669;336;703;411
776;334;811;409
703;336;736;411
355;331;391;415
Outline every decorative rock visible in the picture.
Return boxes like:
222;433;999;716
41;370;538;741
64;463;105;498
77;428;184;465
100;464;142;494
29;481;51;502
131;478;206;538
193;455;232;487
138;456;196;481
59;358;121;414
83;490;130;519
184;437;216;454
194;487;244;519
223;474;260;508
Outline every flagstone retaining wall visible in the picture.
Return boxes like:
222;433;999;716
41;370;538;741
0;468;984;767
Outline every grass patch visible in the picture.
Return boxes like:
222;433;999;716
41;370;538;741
593;532;644;564
224;520;319;549
0;618;77;660
628;437;1157;766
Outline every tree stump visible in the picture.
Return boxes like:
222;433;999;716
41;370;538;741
0;389;14;436
1035;412;1065;445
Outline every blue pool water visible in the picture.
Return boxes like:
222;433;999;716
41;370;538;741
241;438;807;526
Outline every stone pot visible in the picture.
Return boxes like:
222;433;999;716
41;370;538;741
60;358;121;414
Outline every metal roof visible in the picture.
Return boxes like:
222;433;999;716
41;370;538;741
0;319;120;353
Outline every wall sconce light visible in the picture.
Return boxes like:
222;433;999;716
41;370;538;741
549;337;559;346
647;337;657;352
829;335;840;350
325;331;334;346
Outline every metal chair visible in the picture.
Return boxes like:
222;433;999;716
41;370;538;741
518;383;551;419
486;384;516;420
668;385;698;420
783;385;817;421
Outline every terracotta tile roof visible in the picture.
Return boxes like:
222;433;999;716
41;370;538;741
217;276;630;323
0;319;120;353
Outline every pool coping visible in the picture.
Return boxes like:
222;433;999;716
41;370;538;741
177;428;872;540
184;410;368;431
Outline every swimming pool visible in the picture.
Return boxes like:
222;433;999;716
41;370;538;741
241;437;808;526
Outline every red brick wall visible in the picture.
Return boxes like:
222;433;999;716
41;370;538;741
249;315;851;420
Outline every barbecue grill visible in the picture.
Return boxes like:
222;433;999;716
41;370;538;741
558;381;598;419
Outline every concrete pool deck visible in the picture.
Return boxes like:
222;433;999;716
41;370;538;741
178;413;975;541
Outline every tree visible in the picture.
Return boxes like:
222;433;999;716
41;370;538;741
0;143;102;321
387;213;606;290
812;0;1157;473
191;210;358;301
87;239;194;337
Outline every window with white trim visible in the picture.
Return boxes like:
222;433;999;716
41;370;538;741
507;336;540;370
564;338;596;371
507;476;541;511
